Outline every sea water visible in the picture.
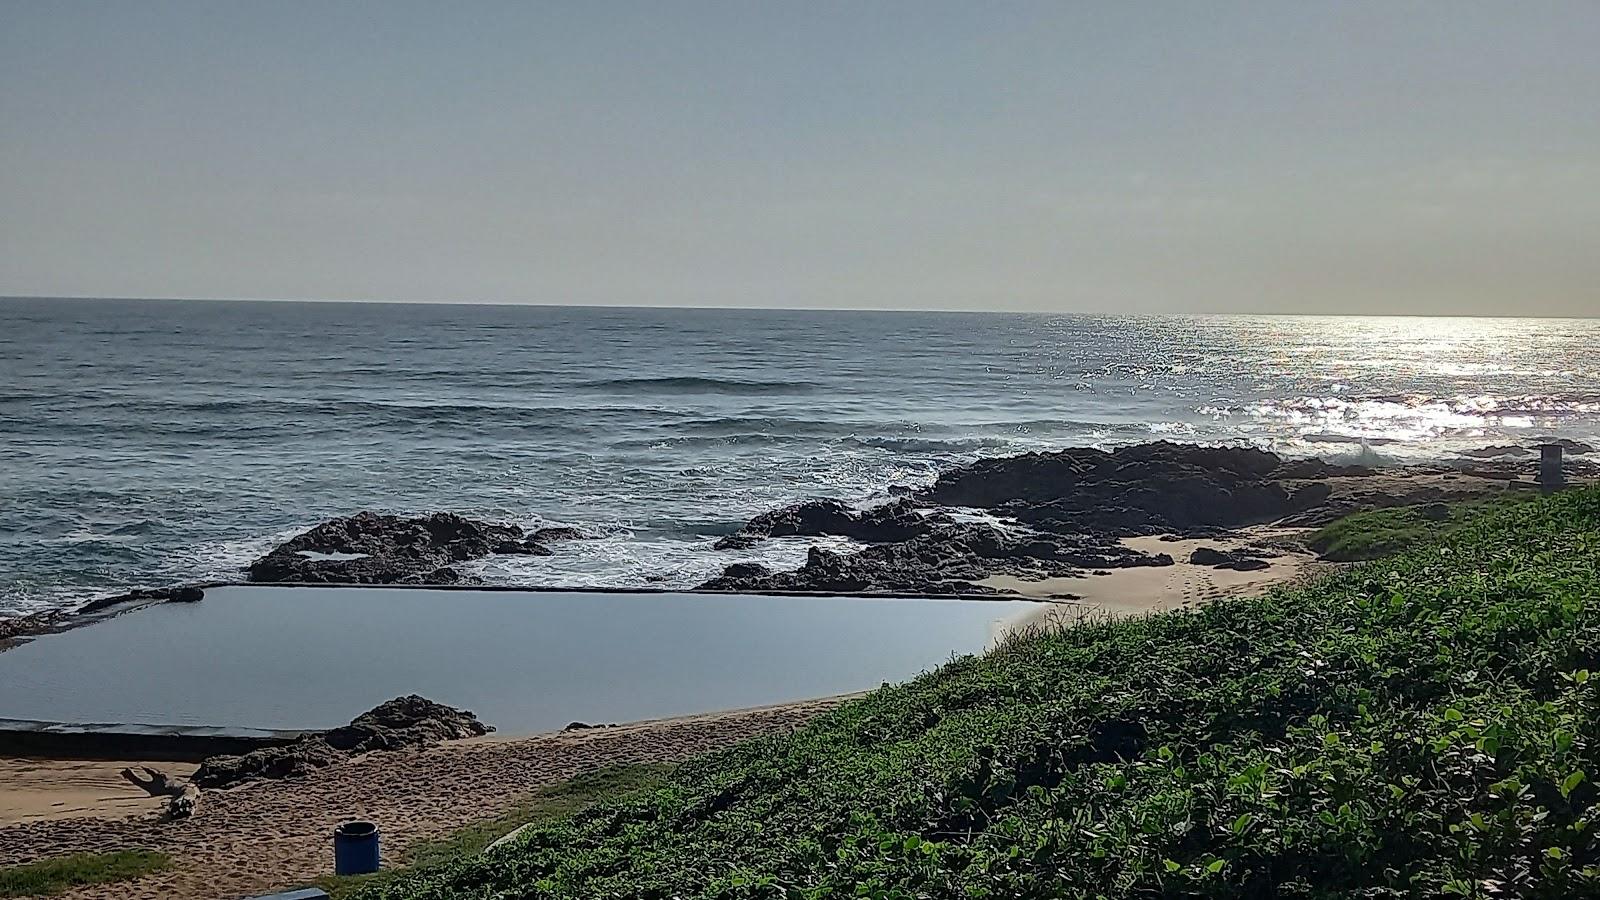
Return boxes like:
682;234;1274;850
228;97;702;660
3;298;1598;616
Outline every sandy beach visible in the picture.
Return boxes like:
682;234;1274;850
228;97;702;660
0;698;841;900
986;527;1324;619
0;759;199;828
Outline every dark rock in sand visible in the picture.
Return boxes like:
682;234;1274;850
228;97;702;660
190;736;347;788
246;511;533;585
1189;546;1271;571
192;695;490;790
715;498;945;549
321;694;491;752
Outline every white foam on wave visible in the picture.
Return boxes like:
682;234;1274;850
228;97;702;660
178;525;311;584
463;530;862;590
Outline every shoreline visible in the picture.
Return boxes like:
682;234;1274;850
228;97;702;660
4;437;1595;625
0;697;846;898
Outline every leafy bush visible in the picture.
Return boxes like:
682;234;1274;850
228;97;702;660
361;488;1600;899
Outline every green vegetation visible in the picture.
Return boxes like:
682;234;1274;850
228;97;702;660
0;850;170;898
1308;493;1534;561
361;488;1600;899
319;763;671;898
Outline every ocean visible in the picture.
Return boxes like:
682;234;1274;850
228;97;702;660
3;297;1598;618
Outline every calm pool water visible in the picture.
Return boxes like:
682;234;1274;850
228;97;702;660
0;586;1031;734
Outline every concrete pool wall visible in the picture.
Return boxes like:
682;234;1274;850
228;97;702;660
0;585;1037;738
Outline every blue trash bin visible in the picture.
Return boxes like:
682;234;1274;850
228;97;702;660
333;821;381;875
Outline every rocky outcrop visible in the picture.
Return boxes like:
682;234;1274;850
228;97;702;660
701;440;1585;595
322;694;491;752
192;695;490;790
246;512;546;584
190;735;347;789
715;499;945;549
703;562;774;584
921;442;1324;535
924;442;1280;507
701;522;1172;594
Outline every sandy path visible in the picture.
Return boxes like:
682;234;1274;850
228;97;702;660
0;698;840;900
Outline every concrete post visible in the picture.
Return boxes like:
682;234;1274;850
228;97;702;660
1539;444;1565;494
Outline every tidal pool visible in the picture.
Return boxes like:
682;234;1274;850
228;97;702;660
0;586;1032;734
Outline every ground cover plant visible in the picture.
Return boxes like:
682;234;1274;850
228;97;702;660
1307;493;1533;561
318;764;671;898
0;850;169;898
361;488;1600;899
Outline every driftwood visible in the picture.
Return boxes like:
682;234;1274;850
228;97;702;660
121;765;203;819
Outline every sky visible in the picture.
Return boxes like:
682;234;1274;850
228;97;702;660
2;2;1597;316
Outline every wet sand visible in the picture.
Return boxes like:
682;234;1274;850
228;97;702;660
0;698;841;900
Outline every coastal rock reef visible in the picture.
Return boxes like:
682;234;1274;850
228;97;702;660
701;440;1578;594
192;695;491;789
246;511;552;585
226;439;1593;595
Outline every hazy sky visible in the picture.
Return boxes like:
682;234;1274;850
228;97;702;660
3;2;1597;315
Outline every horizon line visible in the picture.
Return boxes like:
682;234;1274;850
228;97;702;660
3;294;1597;322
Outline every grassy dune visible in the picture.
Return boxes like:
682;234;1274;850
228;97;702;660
1307;493;1536;562
362;488;1600;899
